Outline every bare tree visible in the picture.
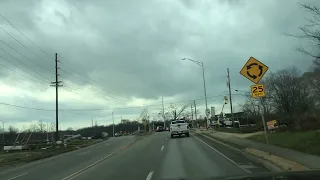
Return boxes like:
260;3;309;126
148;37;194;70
29;124;39;132
285;3;320;71
240;92;261;116
139;108;148;122
303;72;320;106
286;2;320;111
266;67;314;113
160;103;189;120
139;108;149;131
175;104;189;120
264;67;315;128
8;125;18;134
50;122;55;132
38;120;46;133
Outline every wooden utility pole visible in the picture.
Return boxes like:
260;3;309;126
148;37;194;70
194;100;197;121
161;97;165;128
190;101;193;120
50;53;62;142
227;68;234;124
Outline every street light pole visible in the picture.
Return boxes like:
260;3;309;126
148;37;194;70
112;110;115;137
161;96;165;128
182;58;209;127
201;62;209;126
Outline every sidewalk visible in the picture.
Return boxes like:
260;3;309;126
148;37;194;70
197;129;320;169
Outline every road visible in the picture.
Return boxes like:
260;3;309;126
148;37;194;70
0;132;270;180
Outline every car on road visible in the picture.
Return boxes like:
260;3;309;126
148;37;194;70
156;126;164;132
170;120;189;138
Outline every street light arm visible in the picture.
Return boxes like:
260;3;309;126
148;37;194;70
181;57;208;127
182;58;203;66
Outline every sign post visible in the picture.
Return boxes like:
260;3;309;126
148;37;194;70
240;56;269;145
261;106;269;145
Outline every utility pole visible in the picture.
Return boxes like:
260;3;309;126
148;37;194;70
46;122;49;142
50;53;62;142
227;68;234;124
191;101;194;128
194;100;197;121
190;101;193;120
161;97;165;128
112;111;115;137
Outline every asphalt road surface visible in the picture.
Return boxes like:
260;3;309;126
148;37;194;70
0;132;270;180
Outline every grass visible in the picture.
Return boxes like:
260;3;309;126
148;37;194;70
247;131;320;156
215;127;262;134
0;147;76;168
0;139;103;169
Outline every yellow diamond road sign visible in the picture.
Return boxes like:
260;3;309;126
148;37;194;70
251;84;265;98
240;57;269;84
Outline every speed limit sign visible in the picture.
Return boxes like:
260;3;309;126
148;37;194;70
251;84;265;98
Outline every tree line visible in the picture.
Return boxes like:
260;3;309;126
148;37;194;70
241;3;320;130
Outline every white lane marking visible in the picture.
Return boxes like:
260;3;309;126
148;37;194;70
146;171;154;180
62;152;116;180
160;146;164;152
62;139;135;180
79;151;90;155
7;173;28;180
193;135;251;173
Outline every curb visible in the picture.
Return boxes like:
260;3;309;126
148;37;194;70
193;132;284;172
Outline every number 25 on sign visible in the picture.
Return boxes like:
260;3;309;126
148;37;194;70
251;84;265;98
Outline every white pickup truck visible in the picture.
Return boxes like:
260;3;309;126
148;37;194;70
170;120;189;138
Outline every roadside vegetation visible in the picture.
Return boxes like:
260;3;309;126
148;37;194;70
247;131;320;156
0;120;144;168
212;3;320;156
0;139;100;170
239;3;320;132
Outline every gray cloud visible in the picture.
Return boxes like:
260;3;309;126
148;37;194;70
0;0;319;129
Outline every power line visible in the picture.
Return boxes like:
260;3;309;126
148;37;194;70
0;13;111;99
62;85;116;103
0;13;129;113
0;39;55;74
0;13;125;103
0;23;50;65
0;71;48;92
0;102;54;111
0;61;47;85
0;12;52;58
0;94;226;112
0;53;48;84
0;45;51;82
59;68;124;101
61;77;123;103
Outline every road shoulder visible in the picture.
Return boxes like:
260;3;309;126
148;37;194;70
193;131;286;172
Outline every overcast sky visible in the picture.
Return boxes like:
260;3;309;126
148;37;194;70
0;0;318;131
